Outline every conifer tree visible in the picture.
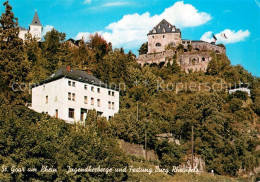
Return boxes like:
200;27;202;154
0;1;30;103
42;28;66;72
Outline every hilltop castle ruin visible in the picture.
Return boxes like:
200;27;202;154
137;19;225;73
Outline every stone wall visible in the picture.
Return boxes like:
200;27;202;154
178;52;212;73
137;50;213;73
118;139;159;161
180;155;205;172
137;50;175;66
182;40;225;54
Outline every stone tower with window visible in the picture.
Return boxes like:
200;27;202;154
29;10;43;42
147;19;181;53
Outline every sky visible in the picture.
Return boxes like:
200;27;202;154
4;0;260;76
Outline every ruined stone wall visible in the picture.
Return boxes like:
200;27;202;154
137;51;212;73
137;50;175;66
148;33;181;53
178;52;212;73
118;139;158;161
191;41;225;54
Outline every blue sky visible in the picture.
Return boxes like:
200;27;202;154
5;0;260;76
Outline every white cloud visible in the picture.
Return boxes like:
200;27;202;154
75;1;211;49
75;32;91;41
83;0;91;4
42;25;54;37
102;2;132;7
200;29;250;44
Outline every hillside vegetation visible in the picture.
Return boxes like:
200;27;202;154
0;1;259;181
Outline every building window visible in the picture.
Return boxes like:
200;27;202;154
91;86;94;92
108;91;111;95
68;81;71;86
152;36;154;38
84;96;88;104
46;96;48;103
84;84;87;90
97;99;101;107
55;109;58;118
72;93;75;101
72;82;75;87
68;92;71;100
112;91;115;96
68;108;74;119
162;28;165;33
112;102;115;110
97;88;100;93
91;97;94;105
155;43;161;47
108;101;111;109
163;35;165;38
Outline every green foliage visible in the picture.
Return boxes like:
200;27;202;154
155;140;184;174
0;1;259;179
138;42;148;55
171;55;181;74
0;1;30;103
229;91;248;101
42;28;67;72
89;32;111;57
176;44;184;52
187;44;192;52
229;98;243;113
0;102;128;181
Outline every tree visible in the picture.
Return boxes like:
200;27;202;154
89;33;111;57
206;53;219;75
0;1;30;103
187;44;192;52
0;101;129;181
138;42;148;55
171;55;181;73
42;28;67;72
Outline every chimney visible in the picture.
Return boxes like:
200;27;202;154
67;65;71;72
87;70;91;75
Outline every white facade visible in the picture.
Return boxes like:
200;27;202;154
31;77;119;124
29;24;42;41
229;87;251;96
18;29;28;40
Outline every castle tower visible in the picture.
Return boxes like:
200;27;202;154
147;19;181;54
29;10;43;42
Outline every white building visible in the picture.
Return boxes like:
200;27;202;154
31;67;120;123
229;87;251;96
18;11;43;42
